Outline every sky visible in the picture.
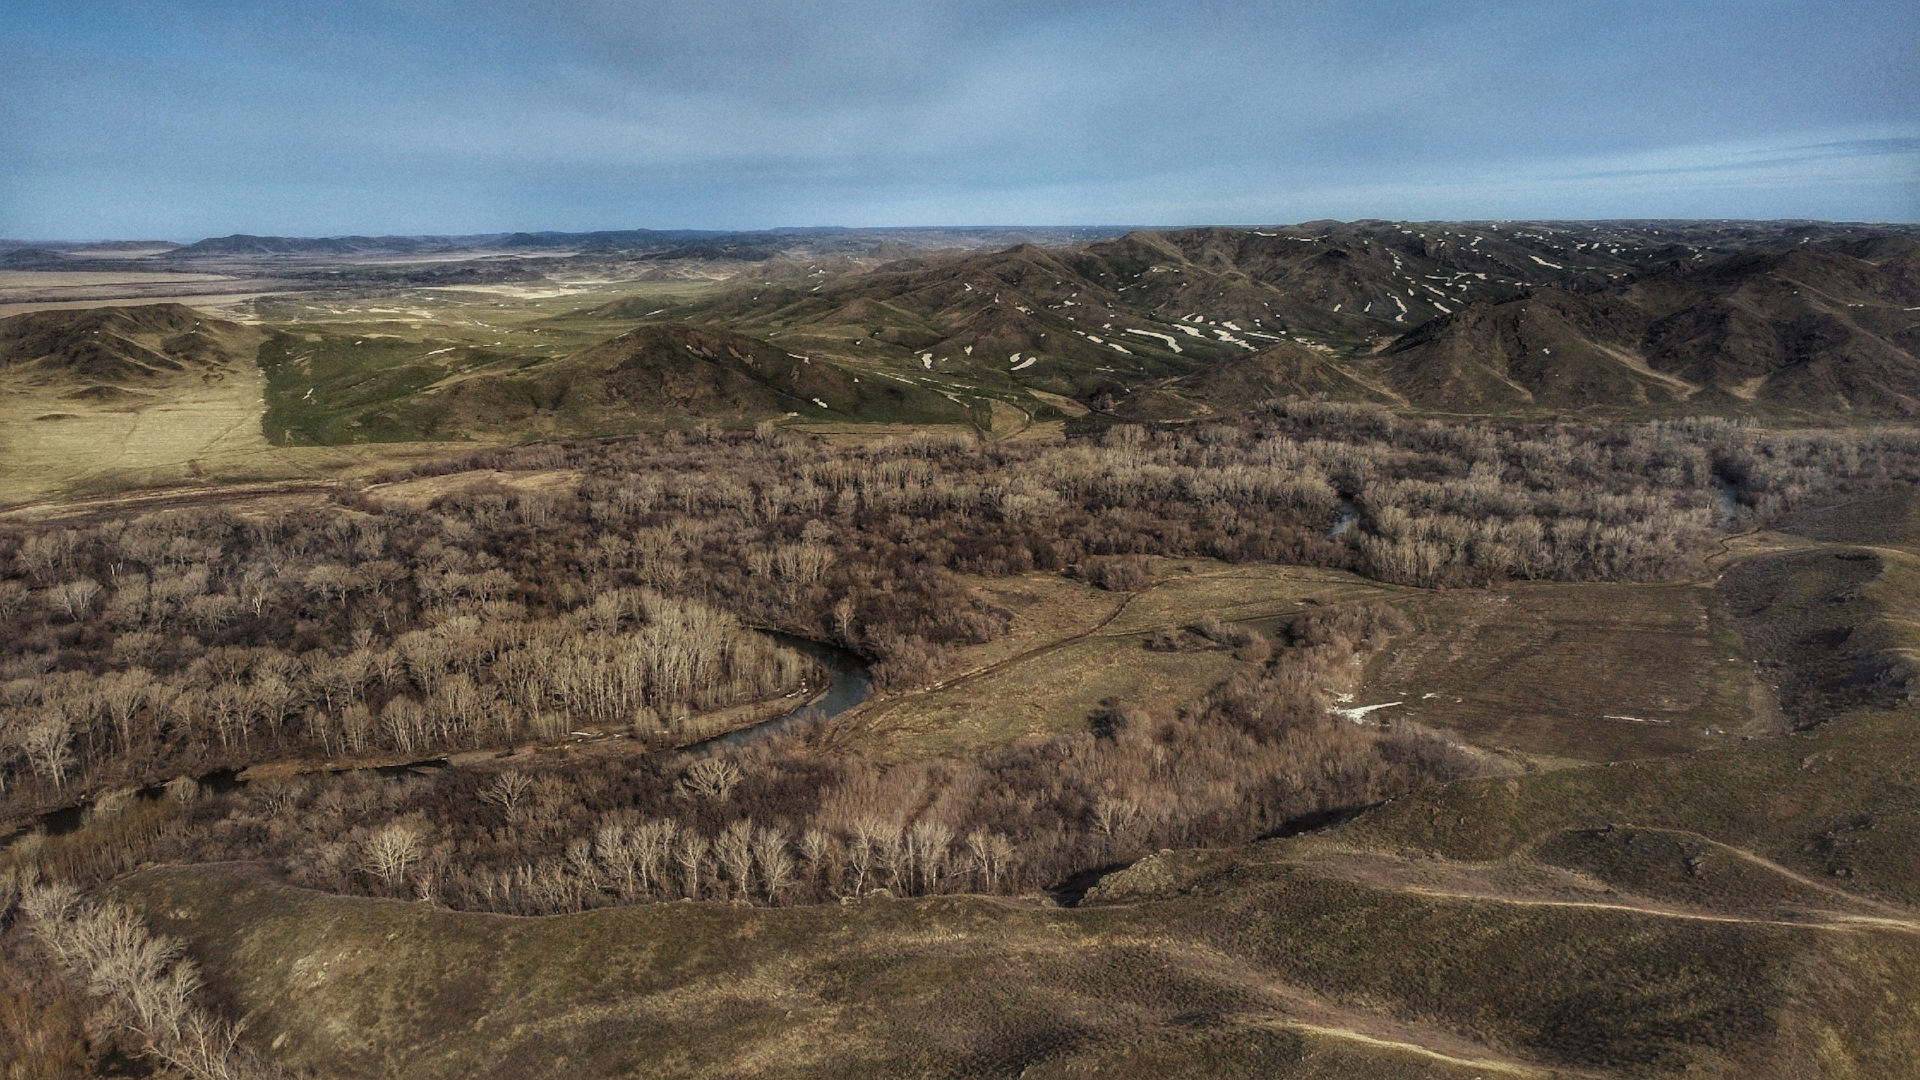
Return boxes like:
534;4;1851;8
1;0;1915;239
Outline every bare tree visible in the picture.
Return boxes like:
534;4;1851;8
753;825;796;902
634;818;677;896
910;820;953;895
967;830;1017;893
363;821;426;893
22;714;75;790
673;832;710;900
481;770;534;821
678;757;743;801
23;886;265;1080
52;577;102;621
1093;795;1140;838
715;819;756;900
594;816;640;898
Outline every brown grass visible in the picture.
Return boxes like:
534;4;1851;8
1357;581;1777;765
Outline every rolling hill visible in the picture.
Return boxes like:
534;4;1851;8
0;303;262;392
586;222;1920;422
1369;237;1920;416
262;321;968;443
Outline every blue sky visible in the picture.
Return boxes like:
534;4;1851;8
1;0;1914;239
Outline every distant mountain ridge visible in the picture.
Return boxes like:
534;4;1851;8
1367;236;1920;416
655;221;1920;420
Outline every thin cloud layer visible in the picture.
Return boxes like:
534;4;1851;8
1;0;1913;238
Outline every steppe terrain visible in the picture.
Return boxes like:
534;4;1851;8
3;221;1919;1079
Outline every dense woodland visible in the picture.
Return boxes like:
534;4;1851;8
5;405;1920;1076
3;406;1918;833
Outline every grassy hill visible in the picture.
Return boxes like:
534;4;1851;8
261;321;968;443
109;692;1920;1079
214;222;1920;444
0;303;262;392
557;225;1920;424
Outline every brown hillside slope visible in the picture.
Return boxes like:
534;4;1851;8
367;322;967;437
1179;340;1399;411
0;303;262;389
1635;240;1920;417
1372;290;1681;410
113;838;1920;1080
1366;238;1920;417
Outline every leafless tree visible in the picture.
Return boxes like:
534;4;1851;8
52;577;102;621
363;821;426;892
715;819;755;900
673;832;710;900
481;770;533;821
909;819;953;894
678;757;743;801
22;713;75;789
753;825;796;902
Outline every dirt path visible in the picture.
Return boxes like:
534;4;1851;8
0;477;342;523
858;586;1143;717
1149;937;1594;1078
1380;885;1920;933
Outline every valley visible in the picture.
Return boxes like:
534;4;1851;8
2;220;1919;1079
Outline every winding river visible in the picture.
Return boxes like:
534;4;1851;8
694;632;872;750
6;633;873;844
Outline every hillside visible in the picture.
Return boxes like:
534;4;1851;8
564;223;1920;422
1372;237;1920;416
263;321;968;443
0;303;261;390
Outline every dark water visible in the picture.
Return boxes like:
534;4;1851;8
7;636;868;844
7;761;444;847
1329;499;1360;537
696;633;873;750
1711;476;1740;527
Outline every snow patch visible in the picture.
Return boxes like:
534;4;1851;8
1123;328;1182;353
1329;697;1404;724
1011;355;1037;371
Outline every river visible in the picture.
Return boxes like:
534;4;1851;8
5;632;872;844
693;633;872;750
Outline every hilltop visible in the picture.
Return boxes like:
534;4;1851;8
0;303;261;392
588;221;1920;422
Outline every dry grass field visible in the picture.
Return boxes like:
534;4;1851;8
1357;582;1779;765
841;560;1405;760
0;364;281;504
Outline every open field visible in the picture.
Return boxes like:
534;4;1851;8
0;363;485;506
840;560;1404;760
0;363;333;506
1357;582;1778;765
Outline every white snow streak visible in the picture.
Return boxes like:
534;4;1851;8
1124;329;1182;352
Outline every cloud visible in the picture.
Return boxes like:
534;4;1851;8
1;0;1914;236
